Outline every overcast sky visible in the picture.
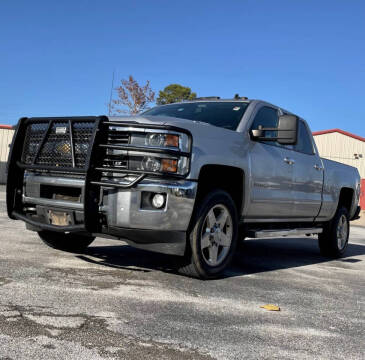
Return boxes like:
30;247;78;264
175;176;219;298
0;0;364;134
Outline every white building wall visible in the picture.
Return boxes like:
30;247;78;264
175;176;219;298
0;128;14;184
313;132;365;178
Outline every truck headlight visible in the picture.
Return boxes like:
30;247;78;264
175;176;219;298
142;157;161;172
129;156;188;175
130;132;190;153
145;133;179;148
106;128;191;176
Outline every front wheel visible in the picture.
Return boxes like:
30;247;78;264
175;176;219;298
38;231;95;253
178;190;238;279
318;207;350;258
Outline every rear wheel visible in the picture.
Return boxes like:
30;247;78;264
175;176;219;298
178;189;238;279
38;231;95;253
318;207;349;258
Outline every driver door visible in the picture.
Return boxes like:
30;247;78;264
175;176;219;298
246;106;296;221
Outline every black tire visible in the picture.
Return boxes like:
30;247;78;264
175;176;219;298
178;189;238;279
38;231;95;253
318;207;350;258
237;223;246;246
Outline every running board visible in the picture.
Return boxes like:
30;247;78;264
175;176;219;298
247;228;323;238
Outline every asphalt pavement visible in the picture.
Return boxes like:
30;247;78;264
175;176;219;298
0;186;364;359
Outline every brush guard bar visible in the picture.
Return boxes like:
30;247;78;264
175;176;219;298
7;116;191;234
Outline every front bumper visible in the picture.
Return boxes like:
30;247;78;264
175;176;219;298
103;178;197;231
19;174;198;255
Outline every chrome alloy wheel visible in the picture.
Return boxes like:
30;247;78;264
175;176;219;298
200;204;233;266
336;214;348;250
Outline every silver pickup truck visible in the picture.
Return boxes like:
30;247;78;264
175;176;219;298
7;98;361;279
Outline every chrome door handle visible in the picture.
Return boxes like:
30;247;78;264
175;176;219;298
284;157;295;165
314;164;323;171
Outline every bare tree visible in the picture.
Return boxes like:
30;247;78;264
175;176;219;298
109;75;155;115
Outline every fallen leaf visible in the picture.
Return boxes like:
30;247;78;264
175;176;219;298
260;304;280;311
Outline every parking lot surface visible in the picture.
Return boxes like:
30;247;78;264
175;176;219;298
0;187;364;359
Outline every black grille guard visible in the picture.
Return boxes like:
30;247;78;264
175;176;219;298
6;116;191;233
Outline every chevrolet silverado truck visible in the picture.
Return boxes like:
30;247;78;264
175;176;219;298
6;98;361;279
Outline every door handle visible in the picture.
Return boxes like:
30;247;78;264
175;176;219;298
314;164;323;171
284;157;295;165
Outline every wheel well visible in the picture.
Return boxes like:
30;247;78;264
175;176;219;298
195;165;244;214
338;188;354;213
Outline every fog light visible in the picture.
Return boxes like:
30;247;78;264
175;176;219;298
152;193;165;209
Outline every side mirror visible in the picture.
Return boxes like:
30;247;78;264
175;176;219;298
250;114;298;145
277;115;298;145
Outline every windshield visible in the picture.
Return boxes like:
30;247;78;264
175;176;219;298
143;102;249;130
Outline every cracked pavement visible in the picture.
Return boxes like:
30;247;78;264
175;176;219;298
0;187;364;359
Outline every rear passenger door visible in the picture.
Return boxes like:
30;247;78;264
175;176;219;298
290;120;324;220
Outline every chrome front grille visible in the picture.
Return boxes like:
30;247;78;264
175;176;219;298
101;129;130;172
107;130;130;145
